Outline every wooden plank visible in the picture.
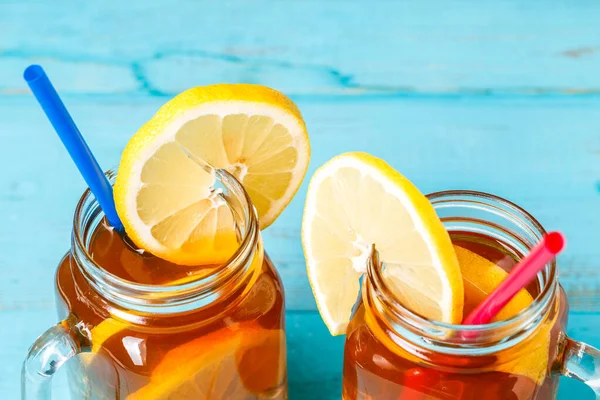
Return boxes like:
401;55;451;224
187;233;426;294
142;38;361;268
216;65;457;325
2;2;600;398
1;95;599;312
4;310;599;398
1;1;600;97
286;311;600;400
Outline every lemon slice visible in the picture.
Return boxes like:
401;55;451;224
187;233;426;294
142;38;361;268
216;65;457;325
302;152;464;335
114;84;310;265
455;245;533;321
88;318;129;353
365;245;548;385
455;245;550;385
127;324;285;399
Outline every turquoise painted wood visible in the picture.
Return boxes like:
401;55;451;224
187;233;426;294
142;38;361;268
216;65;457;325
1;1;599;399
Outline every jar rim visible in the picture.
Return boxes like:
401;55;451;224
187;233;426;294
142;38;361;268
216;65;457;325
71;168;261;312
365;190;558;354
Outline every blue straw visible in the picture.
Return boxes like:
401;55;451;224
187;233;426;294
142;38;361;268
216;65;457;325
24;65;123;230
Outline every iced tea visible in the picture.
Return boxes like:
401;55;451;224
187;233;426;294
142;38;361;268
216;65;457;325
343;229;567;399
34;171;287;399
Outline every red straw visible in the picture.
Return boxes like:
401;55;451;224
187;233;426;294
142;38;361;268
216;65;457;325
462;231;565;326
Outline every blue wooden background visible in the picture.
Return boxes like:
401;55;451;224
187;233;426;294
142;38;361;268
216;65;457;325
1;1;599;398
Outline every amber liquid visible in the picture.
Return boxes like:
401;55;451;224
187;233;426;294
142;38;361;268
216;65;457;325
56;219;286;399
343;231;569;400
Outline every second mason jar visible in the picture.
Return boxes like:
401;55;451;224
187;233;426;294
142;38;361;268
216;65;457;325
342;190;600;399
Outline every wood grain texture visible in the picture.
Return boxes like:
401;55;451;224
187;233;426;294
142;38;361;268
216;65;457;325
1;1;599;398
2;1;600;97
3;96;598;313
1;311;598;398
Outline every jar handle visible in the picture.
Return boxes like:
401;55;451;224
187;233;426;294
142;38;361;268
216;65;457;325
21;317;83;400
560;336;600;398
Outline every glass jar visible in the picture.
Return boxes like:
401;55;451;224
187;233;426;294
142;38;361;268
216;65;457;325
22;170;287;399
343;190;600;399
